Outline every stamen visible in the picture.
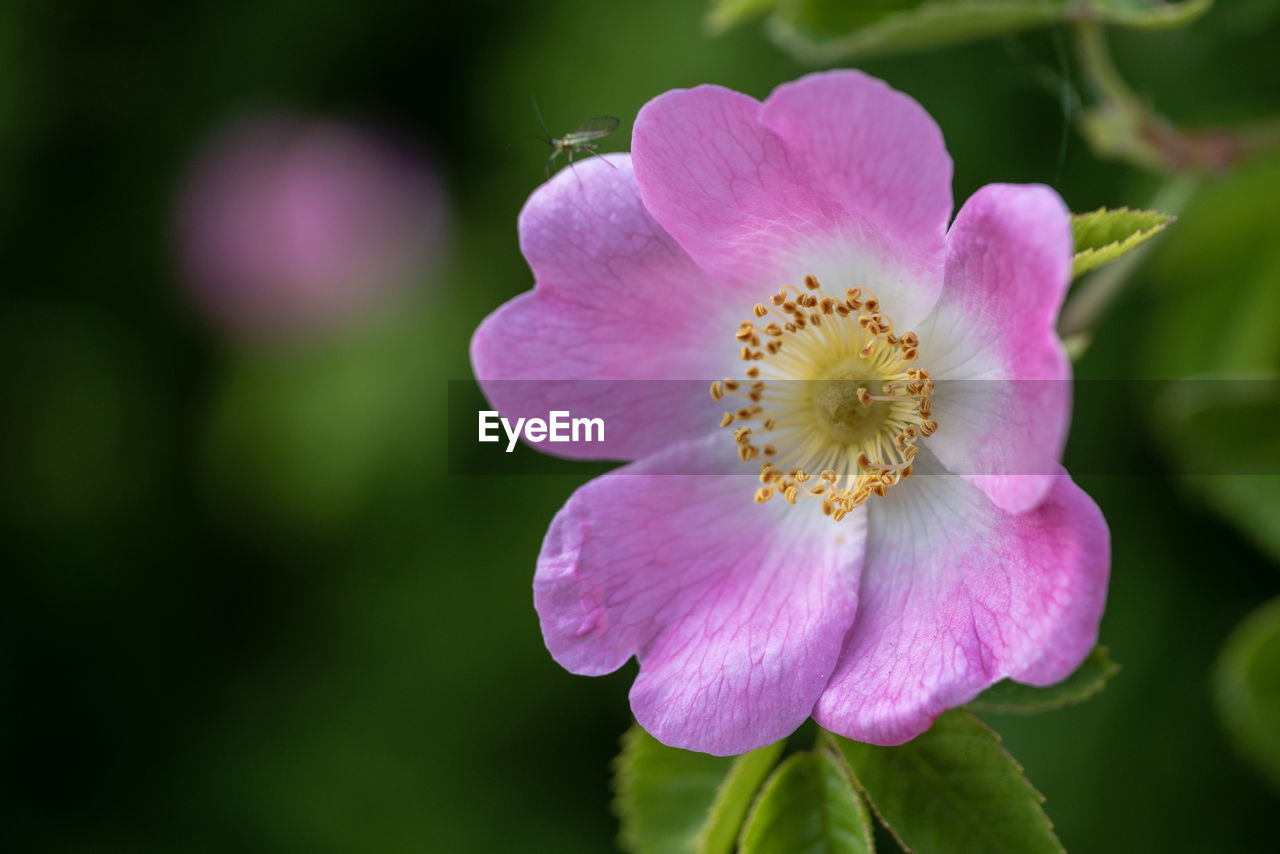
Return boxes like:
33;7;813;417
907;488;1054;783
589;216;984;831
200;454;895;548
717;274;939;521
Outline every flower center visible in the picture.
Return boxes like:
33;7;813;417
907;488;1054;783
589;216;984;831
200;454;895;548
710;275;938;521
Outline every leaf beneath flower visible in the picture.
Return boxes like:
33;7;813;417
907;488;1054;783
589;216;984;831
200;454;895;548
825;710;1064;854
970;645;1119;714
1071;207;1174;279
1214;596;1280;796
614;723;785;854
739;751;874;854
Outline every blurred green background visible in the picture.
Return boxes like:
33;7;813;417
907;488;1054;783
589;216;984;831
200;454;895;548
4;1;1280;851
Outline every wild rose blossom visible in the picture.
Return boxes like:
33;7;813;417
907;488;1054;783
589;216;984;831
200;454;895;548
472;71;1109;755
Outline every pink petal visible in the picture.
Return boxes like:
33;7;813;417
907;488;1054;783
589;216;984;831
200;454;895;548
632;73;951;329
916;184;1074;513
471;155;739;460
759;69;953;321
812;454;1109;746
536;435;865;755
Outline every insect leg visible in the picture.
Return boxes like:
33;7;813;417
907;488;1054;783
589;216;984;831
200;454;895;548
580;144;619;171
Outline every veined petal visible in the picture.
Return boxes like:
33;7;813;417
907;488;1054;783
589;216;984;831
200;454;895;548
471;155;737;460
916;184;1074;513
759;69;952;324
536;435;865;755
632;75;948;331
813;453;1108;746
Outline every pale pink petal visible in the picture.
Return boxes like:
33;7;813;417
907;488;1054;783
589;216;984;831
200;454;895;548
759;69;952;312
632;75;949;330
915;184;1074;513
536;435;865;755
812;454;1109;746
471;154;739;460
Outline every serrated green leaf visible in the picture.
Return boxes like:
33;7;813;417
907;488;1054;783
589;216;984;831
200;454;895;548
970;646;1119;714
825;710;1063;854
1214;596;1280;795
1071;207;1173;278
613;723;785;854
698;736;787;854
761;0;1210;64
739;752;874;854
706;0;779;33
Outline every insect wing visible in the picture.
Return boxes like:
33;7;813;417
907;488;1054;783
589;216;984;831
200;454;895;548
564;116;619;145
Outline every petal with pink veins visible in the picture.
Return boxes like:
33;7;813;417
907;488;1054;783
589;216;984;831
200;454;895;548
633;72;952;330
915;184;1075;513
536;435;865;755
813;451;1108;746
471;155;739;461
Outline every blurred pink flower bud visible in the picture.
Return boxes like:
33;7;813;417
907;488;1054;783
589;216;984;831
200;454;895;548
177;115;447;336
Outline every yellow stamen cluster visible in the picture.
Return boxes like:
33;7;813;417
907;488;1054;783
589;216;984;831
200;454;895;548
711;274;938;520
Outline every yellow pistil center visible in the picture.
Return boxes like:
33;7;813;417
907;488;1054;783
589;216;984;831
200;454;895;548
709;275;938;521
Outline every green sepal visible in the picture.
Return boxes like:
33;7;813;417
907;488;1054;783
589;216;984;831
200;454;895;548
739;751;874;854
1071;206;1173;279
824;710;1064;854
970;645;1119;714
613;722;785;854
1214;596;1280;796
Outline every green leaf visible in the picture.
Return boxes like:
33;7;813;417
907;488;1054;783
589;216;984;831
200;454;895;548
970;646;1120;714
825;710;1064;854
613;723;785;854
739;752;874;854
1214;596;1280;795
760;0;1211;64
698;736;789;854
1071;207;1173;278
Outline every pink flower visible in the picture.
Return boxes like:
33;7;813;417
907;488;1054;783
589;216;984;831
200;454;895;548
176;116;448;337
472;71;1109;755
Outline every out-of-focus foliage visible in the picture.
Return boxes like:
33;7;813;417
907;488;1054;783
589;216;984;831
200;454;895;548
1214;597;1280;796
971;647;1120;715
202;310;439;530
708;0;1212;62
1140;153;1280;561
1070;207;1173;278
